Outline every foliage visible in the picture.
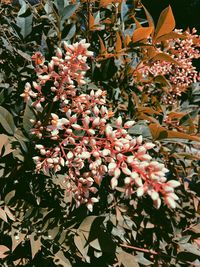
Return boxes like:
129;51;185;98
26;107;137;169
0;0;200;266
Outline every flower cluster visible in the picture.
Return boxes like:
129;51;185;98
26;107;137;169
22;40;180;211
135;29;200;103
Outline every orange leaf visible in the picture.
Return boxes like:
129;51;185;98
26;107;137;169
100;0;112;7
149;123;200;141
152;53;181;65
125;35;131;46
132;15;142;28
89;12;94;30
154;6;175;40
156;31;186;42
142;5;154;29
115;32;122;52
98;35;107;54
132;27;153;43
167;131;200;142
149;124;168;140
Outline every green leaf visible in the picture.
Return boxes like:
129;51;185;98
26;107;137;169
23;101;35;135
0;106;15;135
61;4;79;24
63;24;76;40
55;0;70;15
16;5;33;39
179;109;199;126
128;123;152;138
180;243;200;256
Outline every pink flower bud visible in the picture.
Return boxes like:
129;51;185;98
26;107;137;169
166;180;180;188
143;143;155;150
122;167;132;176
56;48;62;58
111;177;118;189
165;196;176;209
87;129;95;135
72;124;82;130
35;144;44;150
105;125;113;138
116;116;122;127
124;120;135;128
137;187;144;197
136;135;143;144
114;168;121;178
92;117;100;127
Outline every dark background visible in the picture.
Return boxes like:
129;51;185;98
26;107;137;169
142;0;200;33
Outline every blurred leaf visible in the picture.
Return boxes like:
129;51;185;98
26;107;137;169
117;251;139;267
23;100;35;135
121;1;129;22
78;216;98;232
11;229;26;252
135;252;153;265
54;251;72;266
180;243;200;256
0;207;8;223
89;12;95;30
4;206;15;221
4;190;16;205
0;107;15;135
98;35;107;54
0;245;9;259
115;32;122;52
190;224;200;234
154;75;172;89
74;233;89;259
16;5;33;39
142;4;154;29
61;4;79;23
64;24;76;40
29;234;42;259
0;134;8;155
179;109;199;126
100;0;112;7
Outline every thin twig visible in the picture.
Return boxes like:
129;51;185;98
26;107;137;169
120;243;158;255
